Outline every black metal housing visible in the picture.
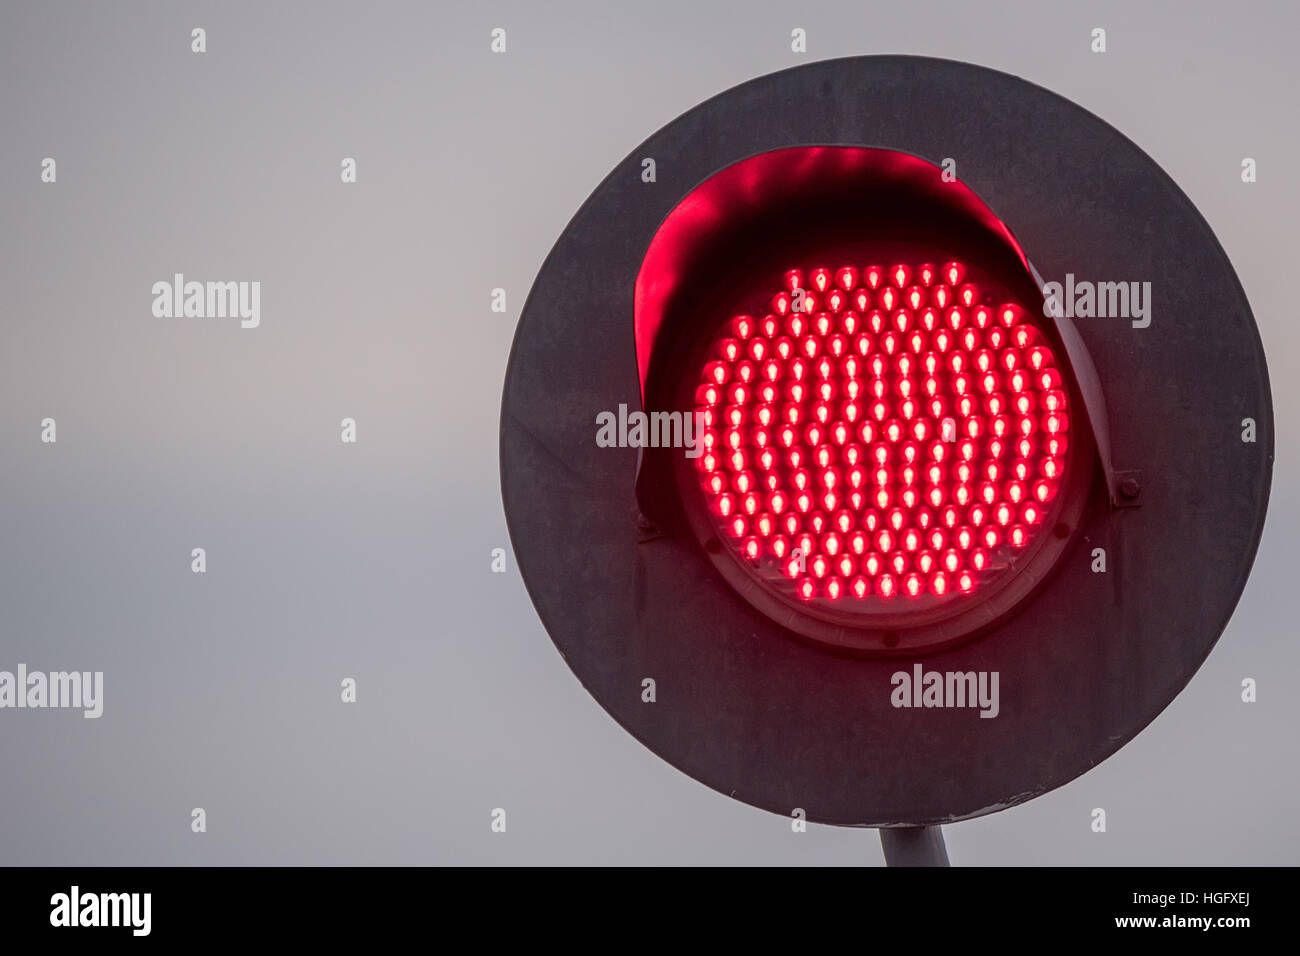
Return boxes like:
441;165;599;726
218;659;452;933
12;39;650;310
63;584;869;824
500;55;1273;826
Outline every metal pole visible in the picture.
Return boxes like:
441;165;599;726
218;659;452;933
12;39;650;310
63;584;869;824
879;826;950;866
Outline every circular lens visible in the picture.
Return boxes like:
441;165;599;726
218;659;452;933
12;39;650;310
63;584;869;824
692;258;1071;626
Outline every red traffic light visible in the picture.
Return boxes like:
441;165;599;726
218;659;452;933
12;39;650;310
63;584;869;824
501;55;1272;829
636;146;1096;652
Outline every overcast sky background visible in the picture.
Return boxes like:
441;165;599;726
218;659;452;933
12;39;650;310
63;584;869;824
0;0;1296;864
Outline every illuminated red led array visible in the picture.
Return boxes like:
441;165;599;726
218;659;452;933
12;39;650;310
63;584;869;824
693;260;1069;608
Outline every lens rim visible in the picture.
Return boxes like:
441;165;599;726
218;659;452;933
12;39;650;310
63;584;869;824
666;239;1095;655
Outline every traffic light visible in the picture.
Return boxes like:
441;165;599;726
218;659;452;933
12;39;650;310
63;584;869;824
500;56;1272;857
631;145;1093;653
